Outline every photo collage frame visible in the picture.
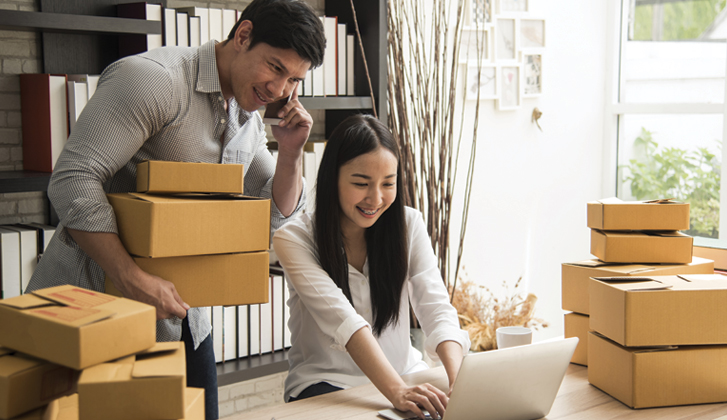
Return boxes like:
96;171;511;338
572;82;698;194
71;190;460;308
460;0;544;110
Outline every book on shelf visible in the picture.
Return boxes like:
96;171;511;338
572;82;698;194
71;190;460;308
248;303;260;355
223;306;237;361
221;9;236;41
303;69;313;96
117;2;163;57
260;279;273;354
237;304;249;358
2;225;37;294
272;275;285;351
176;7;209;45
189;15;201;47
68;74;100;100
338;23;347;96
162;7;177;47
19;74;68;173
176;11;189;47
0;227;20;299
212;305;223;363
67;80;87;134
323;16;338;96
303;151;317;213
20;223;56;259
347;34;355;96
208;8;223;42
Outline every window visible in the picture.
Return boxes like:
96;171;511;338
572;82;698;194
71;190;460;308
610;0;727;245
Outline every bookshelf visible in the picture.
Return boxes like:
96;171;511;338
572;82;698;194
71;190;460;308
0;0;388;381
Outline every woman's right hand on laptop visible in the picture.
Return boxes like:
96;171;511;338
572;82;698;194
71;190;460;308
390;383;447;420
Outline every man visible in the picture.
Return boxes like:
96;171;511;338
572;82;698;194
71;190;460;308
25;1;325;418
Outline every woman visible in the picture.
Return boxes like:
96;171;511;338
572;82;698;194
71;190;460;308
273;114;470;419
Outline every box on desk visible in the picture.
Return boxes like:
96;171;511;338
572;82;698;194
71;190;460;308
587;197;690;231
0;286;155;370
590;229;693;264
136;160;244;195
564;313;589;366
78;342;186;420
561;257;714;315
588;331;727;409
104;252;270;307
0;347;77;420
108;192;270;258
589;274;727;347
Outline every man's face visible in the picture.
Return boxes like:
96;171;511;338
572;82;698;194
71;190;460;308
229;40;310;113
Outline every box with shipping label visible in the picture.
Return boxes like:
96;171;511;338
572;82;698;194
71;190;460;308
108;192;270;258
590;229;693;264
12;393;79;420
78;342;186;420
0;285;156;370
136;160;244;194
564;313;589;366
0;348;77;420
561;257;714;315
588;332;727;408
587;197;690;231
104;252;270;307
589;274;727;347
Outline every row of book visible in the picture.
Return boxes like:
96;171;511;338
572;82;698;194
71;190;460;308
118;2;356;97
0;223;56;299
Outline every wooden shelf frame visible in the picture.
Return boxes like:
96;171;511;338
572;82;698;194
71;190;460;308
0;9;161;35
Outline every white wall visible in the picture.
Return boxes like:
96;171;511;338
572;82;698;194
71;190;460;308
447;0;609;341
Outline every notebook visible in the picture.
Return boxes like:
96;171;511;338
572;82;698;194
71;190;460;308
378;337;578;420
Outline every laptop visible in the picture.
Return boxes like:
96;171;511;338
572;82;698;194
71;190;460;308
378;337;578;420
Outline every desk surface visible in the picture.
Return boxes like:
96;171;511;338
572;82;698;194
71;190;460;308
230;364;727;420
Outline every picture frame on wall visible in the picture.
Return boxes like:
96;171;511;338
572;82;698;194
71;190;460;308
495;18;517;61
466;64;497;100
522;53;542;97
460;29;490;63
498;65;520;110
498;0;528;13
466;0;493;27
520;18;545;48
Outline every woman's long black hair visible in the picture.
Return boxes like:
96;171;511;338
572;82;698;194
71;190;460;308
314;114;408;336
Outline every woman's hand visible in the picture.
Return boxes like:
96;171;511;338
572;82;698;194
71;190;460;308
390;383;448;419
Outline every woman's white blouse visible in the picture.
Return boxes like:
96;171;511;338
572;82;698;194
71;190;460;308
272;207;471;401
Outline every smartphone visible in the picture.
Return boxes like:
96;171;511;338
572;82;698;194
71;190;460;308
262;93;291;125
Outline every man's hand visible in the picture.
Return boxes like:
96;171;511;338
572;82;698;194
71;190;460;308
271;86;311;153
67;229;189;320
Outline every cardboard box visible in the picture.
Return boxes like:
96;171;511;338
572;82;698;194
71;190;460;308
693;244;727;271
12;394;79;420
588;331;727;408
78;342;186;420
564;313;589;366
136;160;244;194
17;388;201;420
104;252;270;307
589;274;727;347
108;192;270;258
590;229;693;264
587;197;690;231
0;286;156;370
561;257;714;315
0;348;77;419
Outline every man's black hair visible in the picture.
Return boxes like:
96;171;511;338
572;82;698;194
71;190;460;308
227;0;326;69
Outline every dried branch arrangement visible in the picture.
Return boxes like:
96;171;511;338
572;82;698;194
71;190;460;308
387;0;485;293
451;270;549;351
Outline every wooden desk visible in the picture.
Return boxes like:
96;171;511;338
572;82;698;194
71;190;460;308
230;364;727;420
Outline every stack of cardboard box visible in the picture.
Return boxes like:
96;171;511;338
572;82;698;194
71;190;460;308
561;198;714;365
562;198;727;408
104;160;272;308
0;285;204;419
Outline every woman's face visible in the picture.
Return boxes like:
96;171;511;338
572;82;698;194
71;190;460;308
338;146;398;234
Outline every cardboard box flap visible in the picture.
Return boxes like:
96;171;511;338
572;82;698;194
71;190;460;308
132;343;184;379
643;231;690;238
127;192;264;203
643;198;681;204
590;331;678;353
81;362;134;383
678;274;727;282
0;352;44;377
0;293;56;309
136;341;180;356
566;260;658;274
596;197;681;205
0;346;12;357
33;285;118;308
592;277;673;291
27;306;115;327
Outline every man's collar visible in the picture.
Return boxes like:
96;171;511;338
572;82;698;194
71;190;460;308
196;40;223;94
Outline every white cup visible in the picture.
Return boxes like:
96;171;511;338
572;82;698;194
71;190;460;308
496;326;533;349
